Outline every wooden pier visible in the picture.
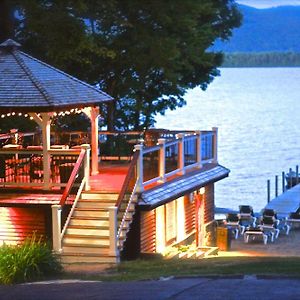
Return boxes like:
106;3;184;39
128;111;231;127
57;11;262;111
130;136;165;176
265;184;300;217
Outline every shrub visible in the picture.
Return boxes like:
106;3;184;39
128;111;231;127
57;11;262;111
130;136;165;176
0;234;62;284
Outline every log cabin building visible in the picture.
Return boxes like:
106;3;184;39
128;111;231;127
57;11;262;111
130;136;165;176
0;39;229;264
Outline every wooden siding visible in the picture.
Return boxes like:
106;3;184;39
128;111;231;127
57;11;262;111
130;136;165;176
203;184;215;224
0;207;46;245
140;210;156;253
184;195;195;235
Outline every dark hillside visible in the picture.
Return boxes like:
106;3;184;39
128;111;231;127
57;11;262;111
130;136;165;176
212;5;300;52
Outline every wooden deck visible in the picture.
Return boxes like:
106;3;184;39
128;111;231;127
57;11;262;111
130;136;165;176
265;184;300;217
89;163;129;193
0;162;130;205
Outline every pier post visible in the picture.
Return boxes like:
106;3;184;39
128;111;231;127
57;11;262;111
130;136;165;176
282;171;285;193
289;168;293;189
275;175;278;197
267;179;270;203
296;165;299;185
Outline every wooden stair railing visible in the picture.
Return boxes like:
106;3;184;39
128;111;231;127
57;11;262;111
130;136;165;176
115;151;139;247
52;147;89;252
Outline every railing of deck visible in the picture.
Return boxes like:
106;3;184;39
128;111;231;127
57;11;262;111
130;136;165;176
134;128;218;192
0;147;84;188
51;145;90;252
98;129;198;161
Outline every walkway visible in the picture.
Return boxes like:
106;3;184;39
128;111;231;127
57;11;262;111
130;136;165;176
264;184;300;217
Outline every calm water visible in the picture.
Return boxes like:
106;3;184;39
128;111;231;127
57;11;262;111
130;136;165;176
156;68;300;211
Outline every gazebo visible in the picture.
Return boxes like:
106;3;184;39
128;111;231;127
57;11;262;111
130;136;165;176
0;38;113;188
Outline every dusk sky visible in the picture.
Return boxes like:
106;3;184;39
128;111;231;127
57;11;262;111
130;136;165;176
237;0;300;8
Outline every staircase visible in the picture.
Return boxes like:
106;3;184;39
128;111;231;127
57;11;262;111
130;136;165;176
60;191;136;264
164;244;219;260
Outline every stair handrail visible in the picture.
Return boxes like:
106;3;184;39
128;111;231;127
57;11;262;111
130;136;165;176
60;177;86;239
115;151;139;242
115;150;139;211
59;148;86;206
52;145;90;252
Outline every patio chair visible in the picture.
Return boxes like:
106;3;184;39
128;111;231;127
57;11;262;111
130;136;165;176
238;205;257;228
262;208;290;235
244;227;271;245
259;216;280;239
224;213;245;239
287;212;300;229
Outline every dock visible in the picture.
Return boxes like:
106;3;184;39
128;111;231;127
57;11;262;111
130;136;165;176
265;184;300;217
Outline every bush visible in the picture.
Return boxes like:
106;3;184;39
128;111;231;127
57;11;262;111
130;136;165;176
0;234;62;284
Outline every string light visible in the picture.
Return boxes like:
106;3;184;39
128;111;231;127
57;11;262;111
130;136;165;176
0;108;87;119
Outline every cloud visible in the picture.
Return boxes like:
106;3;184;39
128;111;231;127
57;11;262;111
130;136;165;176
236;0;300;8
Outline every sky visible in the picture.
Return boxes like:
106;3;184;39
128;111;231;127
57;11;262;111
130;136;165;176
236;0;300;8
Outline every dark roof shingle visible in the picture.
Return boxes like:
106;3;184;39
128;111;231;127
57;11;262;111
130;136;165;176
139;164;230;210
0;39;113;113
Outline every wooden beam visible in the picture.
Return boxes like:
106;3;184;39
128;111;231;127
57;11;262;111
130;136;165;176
82;106;99;175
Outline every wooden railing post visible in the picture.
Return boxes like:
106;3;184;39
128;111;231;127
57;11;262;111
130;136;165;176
51;204;62;252
177;133;185;175
158;138;166;182
81;144;91;191
134;143;144;193
108;206;119;259
195;130;202;168
212;127;218;163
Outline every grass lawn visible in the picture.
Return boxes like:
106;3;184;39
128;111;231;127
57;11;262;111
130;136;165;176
66;257;300;282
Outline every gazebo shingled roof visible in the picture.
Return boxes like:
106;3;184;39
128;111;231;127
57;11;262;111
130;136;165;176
0;39;113;113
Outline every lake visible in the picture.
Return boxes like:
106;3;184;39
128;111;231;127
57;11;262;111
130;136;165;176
155;68;300;211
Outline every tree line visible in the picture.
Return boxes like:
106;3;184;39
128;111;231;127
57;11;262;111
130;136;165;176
0;0;242;131
222;52;300;67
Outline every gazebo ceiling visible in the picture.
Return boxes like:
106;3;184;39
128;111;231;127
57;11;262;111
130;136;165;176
0;39;114;113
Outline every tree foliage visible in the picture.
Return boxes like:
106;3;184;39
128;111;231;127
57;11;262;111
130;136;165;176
3;0;241;130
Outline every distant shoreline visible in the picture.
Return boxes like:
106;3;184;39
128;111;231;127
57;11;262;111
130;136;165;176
221;52;300;68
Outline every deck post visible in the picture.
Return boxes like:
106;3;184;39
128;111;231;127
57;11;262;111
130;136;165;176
296;165;299;185
81;144;91;191
177;133;185;175
195;130;202;168
212;127;218;164
108;206;119;259
82;107;99;176
30;112;52;189
158;138;166;182
134;143;144;193
51;204;62;252
40;113;51;189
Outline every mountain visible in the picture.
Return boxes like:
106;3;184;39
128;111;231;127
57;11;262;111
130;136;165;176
212;5;300;52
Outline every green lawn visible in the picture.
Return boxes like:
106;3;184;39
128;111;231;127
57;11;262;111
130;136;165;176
66;257;300;282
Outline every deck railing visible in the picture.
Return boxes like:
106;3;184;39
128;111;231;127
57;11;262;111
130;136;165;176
134;128;218;192
0;147;84;188
51;145;90;252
